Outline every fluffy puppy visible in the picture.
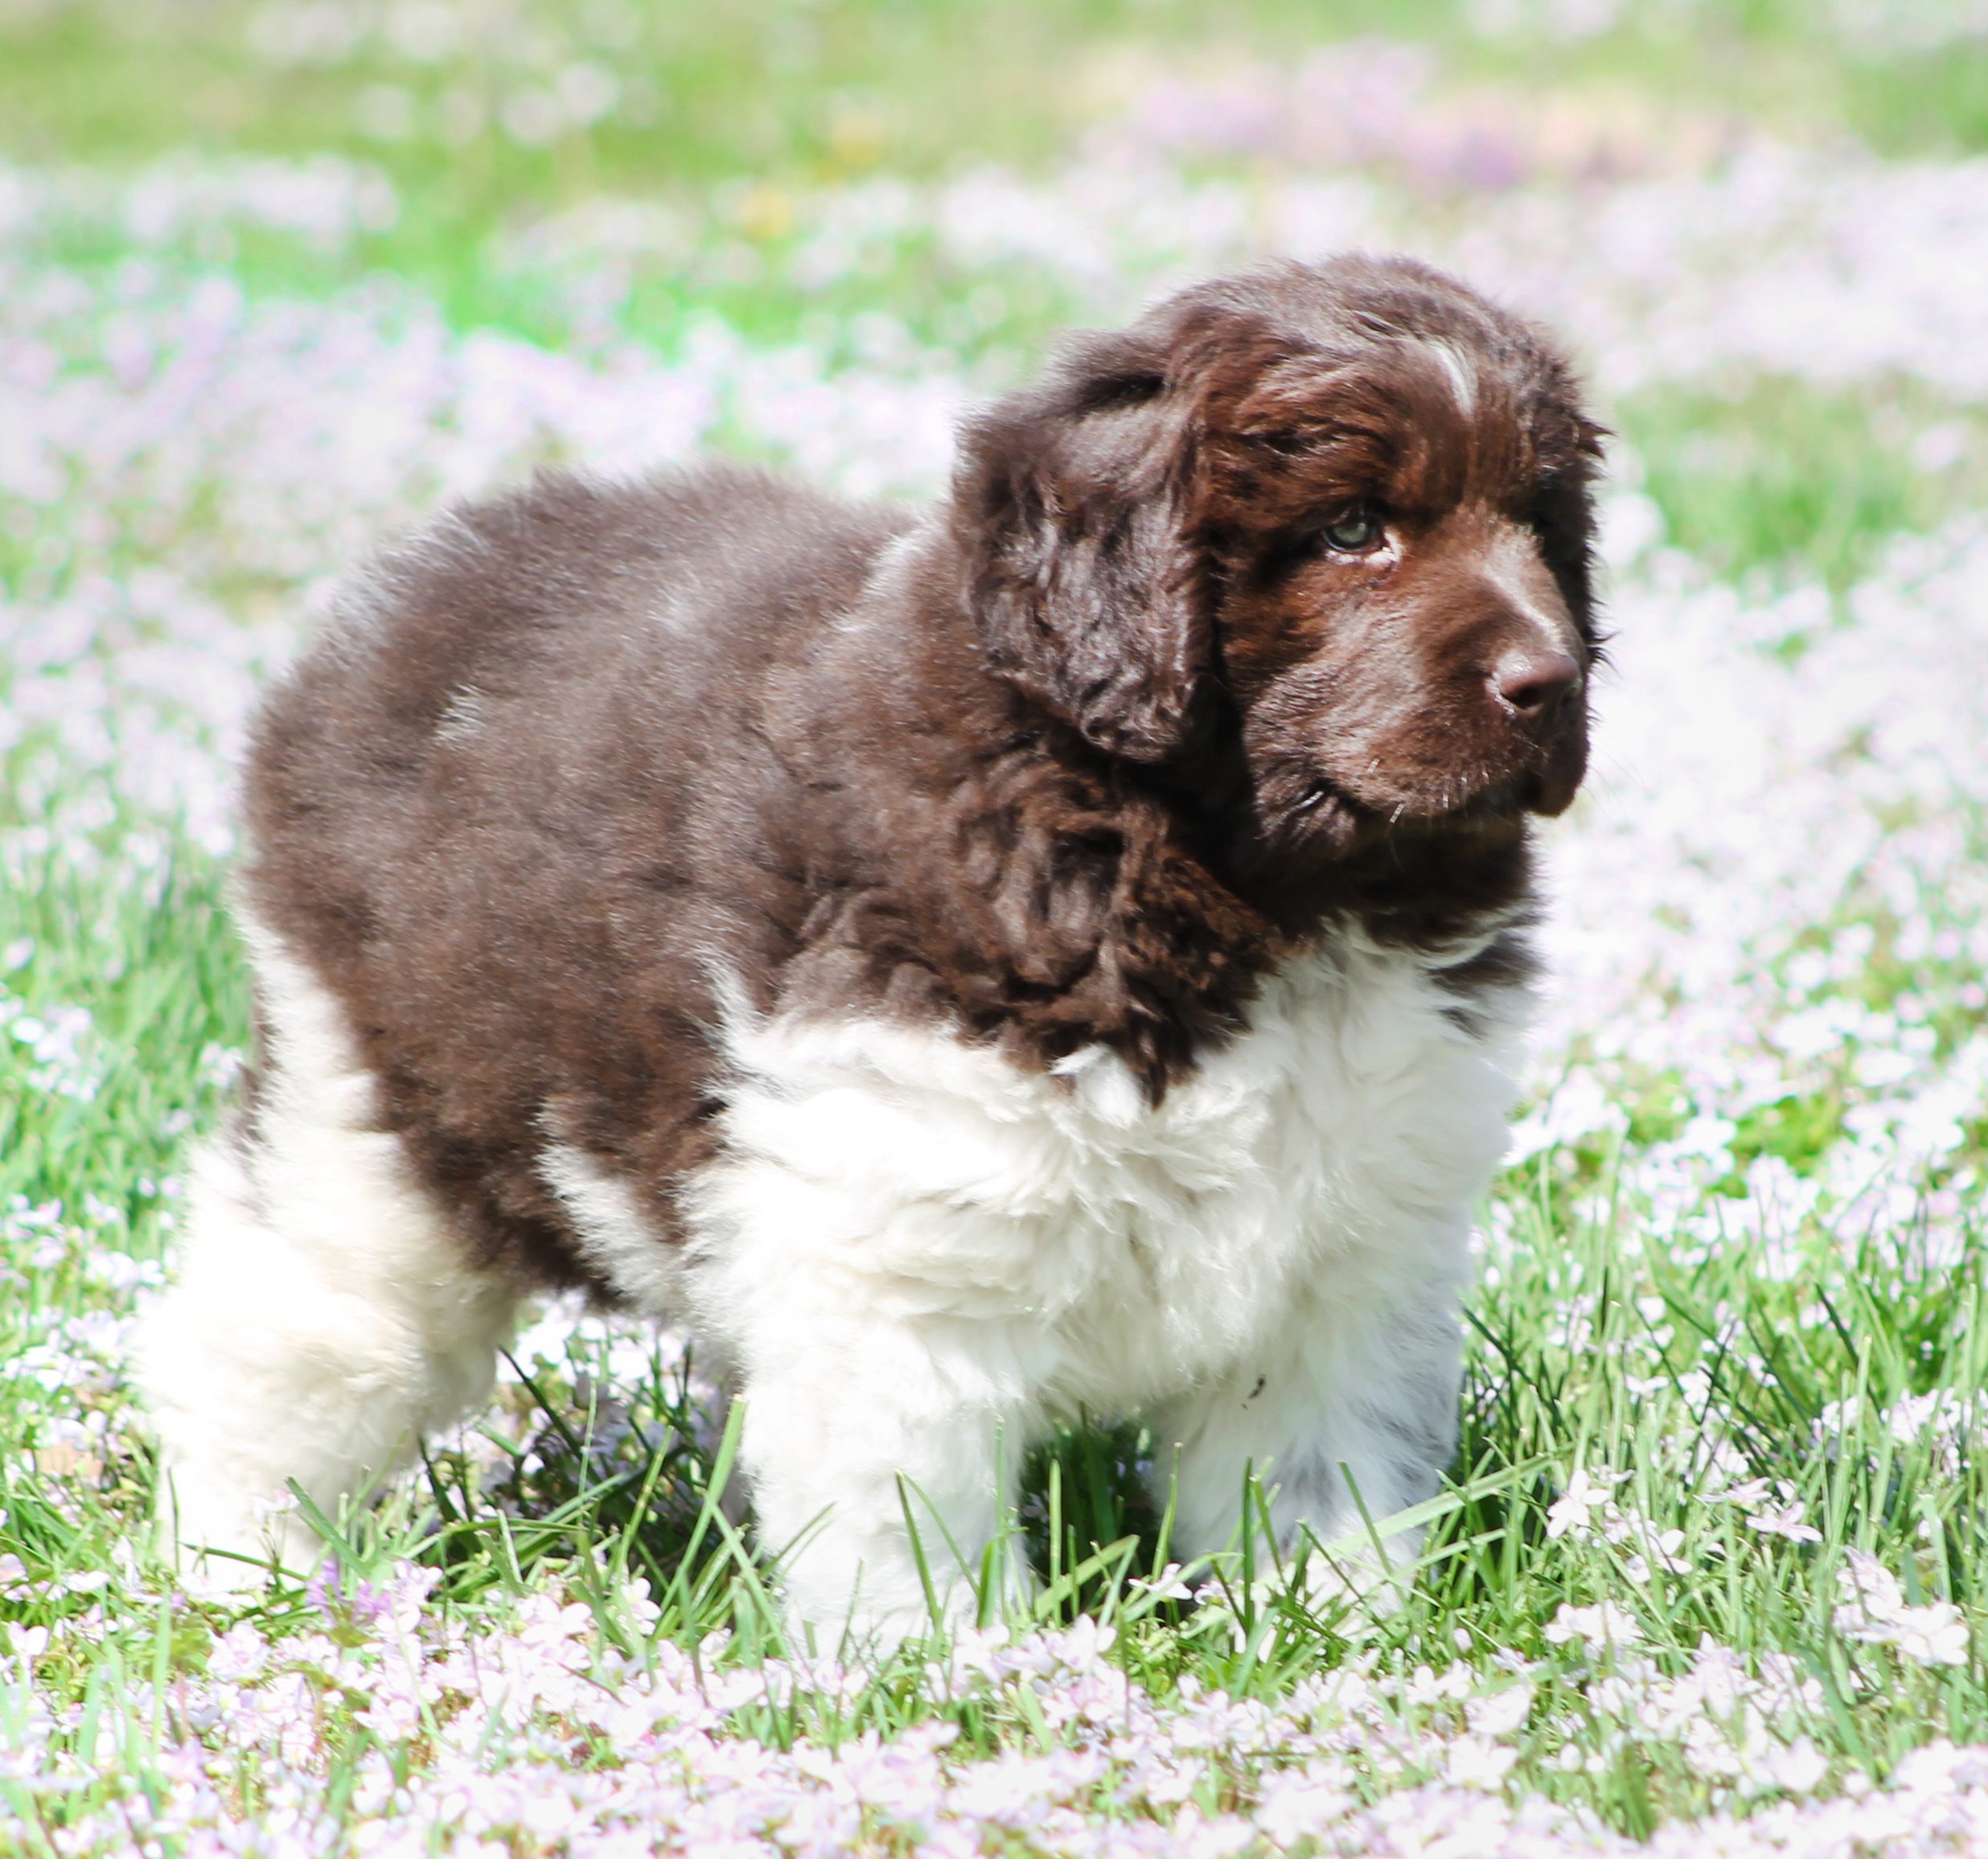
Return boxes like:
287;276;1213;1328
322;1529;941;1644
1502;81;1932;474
141;255;1600;1639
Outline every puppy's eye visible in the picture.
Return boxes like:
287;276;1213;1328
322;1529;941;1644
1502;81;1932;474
1317;507;1384;555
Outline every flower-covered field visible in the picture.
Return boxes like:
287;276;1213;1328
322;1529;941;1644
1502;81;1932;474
6;1;1988;1852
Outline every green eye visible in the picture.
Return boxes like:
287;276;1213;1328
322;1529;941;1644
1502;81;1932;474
1320;507;1383;553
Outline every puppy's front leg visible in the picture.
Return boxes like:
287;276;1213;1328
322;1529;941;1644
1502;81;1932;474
725;1295;1037;1649
1148;1273;1464;1612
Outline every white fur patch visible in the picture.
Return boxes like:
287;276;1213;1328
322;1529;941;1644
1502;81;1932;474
538;1141;679;1315
1427;339;1479;419
682;934;1529;1638
139;907;517;1586
833;522;929;634
435;685;485;741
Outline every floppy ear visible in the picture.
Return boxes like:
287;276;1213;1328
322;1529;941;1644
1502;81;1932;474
951;327;1207;764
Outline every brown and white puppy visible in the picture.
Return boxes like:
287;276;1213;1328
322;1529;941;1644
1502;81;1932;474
141;256;1600;1639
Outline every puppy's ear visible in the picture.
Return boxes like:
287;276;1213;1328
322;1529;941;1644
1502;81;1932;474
952;327;1207;764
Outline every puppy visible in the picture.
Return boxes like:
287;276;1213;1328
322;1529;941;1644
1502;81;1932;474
141;256;1600;1640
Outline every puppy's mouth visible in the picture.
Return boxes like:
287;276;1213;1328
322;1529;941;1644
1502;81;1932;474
1279;724;1590;847
1277;761;1579;857
1432;769;1573;824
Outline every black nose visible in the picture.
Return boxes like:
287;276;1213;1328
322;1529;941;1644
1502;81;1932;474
1491;646;1582;722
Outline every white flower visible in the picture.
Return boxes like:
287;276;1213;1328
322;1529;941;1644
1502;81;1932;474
206;1623;270;1684
1545;1467;1624;1540
1744;1500;1822;1545
1836;1550;1908;1623
1127;1562;1196;1603
1764;1737;1830;1795
1834;1552;1972;1666
1891;1607;1971;1668
1544;1602;1641;1651
1466;1679;1535;1738
1444;1736;1520;1789
1704;1475;1773;1508
1253;1776;1351;1845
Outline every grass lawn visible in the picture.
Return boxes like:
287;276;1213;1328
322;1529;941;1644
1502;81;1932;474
5;1;1988;1852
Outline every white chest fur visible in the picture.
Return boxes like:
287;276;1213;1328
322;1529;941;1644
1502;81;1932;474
686;937;1526;1414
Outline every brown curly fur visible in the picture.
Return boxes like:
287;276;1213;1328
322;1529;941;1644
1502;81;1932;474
240;255;1602;1299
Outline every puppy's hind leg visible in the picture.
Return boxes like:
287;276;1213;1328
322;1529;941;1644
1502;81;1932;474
139;918;518;1588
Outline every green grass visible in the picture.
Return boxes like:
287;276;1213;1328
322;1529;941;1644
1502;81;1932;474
4;1;1988;1845
0;0;1435;181
9;0;1988;201
1616;379;1988;597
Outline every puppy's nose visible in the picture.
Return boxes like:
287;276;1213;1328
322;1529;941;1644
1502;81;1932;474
1490;646;1582;721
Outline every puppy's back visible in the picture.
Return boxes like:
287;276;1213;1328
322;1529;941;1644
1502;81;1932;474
251;464;892;838
237;464;909;1287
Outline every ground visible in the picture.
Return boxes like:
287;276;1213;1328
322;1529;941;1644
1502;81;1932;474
4;1;1988;1853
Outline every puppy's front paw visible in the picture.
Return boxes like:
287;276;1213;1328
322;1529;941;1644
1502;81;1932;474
1192;1539;1415;1648
153;1474;320;1595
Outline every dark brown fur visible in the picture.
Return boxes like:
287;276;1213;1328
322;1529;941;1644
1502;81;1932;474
242;256;1602;1299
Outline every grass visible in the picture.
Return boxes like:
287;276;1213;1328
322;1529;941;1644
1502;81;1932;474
8;0;1988;179
1616;379;1988;597
4;0;1988;1849
10;0;1988;240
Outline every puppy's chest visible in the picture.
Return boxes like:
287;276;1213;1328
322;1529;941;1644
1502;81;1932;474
709;942;1522;1360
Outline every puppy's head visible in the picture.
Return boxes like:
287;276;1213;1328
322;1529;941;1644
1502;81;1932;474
954;256;1602;870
